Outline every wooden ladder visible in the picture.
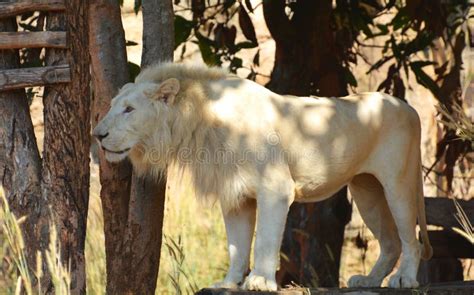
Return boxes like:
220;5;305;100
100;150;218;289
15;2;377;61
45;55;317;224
0;0;69;91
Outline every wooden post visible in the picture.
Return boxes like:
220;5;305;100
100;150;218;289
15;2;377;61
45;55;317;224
0;65;70;90
0;31;67;49
0;0;65;18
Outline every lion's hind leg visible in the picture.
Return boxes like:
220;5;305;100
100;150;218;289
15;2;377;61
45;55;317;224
348;173;401;288
383;179;422;288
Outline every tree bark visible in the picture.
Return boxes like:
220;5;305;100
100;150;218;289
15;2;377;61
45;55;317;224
263;0;350;97
88;1;133;293
141;0;174;66
119;1;175;293
263;0;353;287
1;2;90;293
42;2;91;292
89;0;173;293
0;15;45;284
0;31;67;49
0;1;65;18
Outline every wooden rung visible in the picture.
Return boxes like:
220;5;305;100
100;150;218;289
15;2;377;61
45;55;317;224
0;65;70;91
0;0;65;19
0;31;66;49
426;230;474;259
425;198;474;229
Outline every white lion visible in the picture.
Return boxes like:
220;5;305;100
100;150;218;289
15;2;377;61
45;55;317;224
93;62;432;291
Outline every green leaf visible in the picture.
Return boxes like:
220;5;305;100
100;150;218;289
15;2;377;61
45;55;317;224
128;62;141;81
352;13;373;38
235;41;258;49
244;0;253;13
238;6;258;44
410;62;439;95
391;7;409;31
403;31;435;56
224;0;236;9
174;15;195;49
253;50;260;66
367;55;392;73
196;31;216;47
229;57;243;73
343;67;358;87
196;33;219;66
367;24;389;39
410;61;436;68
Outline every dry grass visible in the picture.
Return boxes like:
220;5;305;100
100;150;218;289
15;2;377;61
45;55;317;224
2;163;473;294
0;188;32;294
84;163;228;294
436;102;474;145
0;188;72;295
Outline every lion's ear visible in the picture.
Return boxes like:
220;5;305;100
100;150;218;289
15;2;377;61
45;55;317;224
154;78;180;104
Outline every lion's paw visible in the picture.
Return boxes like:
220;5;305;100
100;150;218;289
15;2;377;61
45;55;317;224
348;275;382;288
388;274;419;288
241;273;277;291
209;280;239;289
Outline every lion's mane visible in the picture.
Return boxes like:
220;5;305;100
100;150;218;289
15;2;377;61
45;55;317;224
129;63;252;211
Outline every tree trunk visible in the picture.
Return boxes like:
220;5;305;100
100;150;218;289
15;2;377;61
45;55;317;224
88;1;133;293
141;0;174;66
88;0;173;293
0;15;45;283
42;2;91;293
120;1;175;293
263;0;353;287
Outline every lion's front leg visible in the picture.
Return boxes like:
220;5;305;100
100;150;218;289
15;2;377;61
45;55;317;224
211;199;256;289
242;192;292;291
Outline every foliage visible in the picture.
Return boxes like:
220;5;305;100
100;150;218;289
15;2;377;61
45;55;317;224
338;0;472;190
363;0;470;99
130;0;258;74
437;102;474;144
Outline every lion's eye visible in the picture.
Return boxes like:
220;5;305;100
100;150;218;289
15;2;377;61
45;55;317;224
124;106;134;113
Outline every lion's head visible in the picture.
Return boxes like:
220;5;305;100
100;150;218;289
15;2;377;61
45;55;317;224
93;78;180;163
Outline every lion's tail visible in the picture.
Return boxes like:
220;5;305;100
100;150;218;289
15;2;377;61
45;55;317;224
417;163;433;260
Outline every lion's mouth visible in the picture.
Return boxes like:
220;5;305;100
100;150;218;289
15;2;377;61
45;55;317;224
102;146;131;155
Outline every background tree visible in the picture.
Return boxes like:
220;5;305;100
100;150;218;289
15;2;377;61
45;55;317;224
89;0;173;293
89;0;133;293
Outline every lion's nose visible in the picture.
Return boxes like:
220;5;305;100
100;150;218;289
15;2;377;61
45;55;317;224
94;132;109;142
